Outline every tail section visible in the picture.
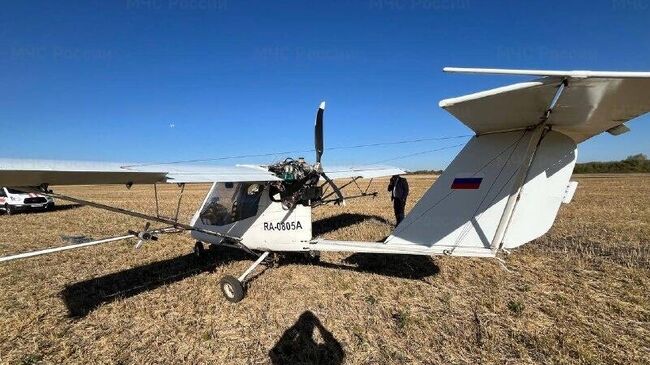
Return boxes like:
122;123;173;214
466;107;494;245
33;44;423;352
380;69;648;256
384;129;577;255
501;131;577;248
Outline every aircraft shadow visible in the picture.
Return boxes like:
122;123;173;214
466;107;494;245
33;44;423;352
280;252;440;281
312;213;391;236
60;246;250;318
269;311;344;365
62;242;437;318
49;203;84;212
310;213;439;280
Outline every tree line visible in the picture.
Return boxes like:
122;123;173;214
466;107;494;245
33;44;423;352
407;154;649;175
573;154;650;173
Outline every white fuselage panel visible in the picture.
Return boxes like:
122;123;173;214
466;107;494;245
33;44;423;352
190;182;312;252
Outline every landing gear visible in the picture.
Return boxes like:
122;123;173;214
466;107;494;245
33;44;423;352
305;250;321;264
193;241;205;257
5;204;13;216
219;251;270;303
220;276;244;302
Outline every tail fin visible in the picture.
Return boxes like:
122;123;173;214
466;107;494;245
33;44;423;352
384;130;576;255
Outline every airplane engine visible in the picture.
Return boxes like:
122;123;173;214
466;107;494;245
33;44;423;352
268;158;322;209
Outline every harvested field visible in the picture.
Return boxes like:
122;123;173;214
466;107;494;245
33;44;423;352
0;174;648;364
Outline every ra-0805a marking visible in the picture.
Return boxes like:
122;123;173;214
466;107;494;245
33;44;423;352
263;221;304;231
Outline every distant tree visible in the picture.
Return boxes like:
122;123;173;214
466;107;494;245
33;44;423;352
408;169;443;175
625;153;647;161
574;154;650;173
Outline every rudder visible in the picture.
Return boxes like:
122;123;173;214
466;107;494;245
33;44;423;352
384;129;576;255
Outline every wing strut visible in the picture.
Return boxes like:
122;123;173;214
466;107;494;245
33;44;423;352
153;182;186;222
314;177;378;207
0;235;136;263
319;172;346;206
16;186;242;243
489;78;568;252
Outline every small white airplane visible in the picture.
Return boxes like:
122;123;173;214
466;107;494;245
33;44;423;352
1;67;649;303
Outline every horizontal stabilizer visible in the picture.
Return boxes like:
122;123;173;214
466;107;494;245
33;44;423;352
443;67;650;79
440;68;650;142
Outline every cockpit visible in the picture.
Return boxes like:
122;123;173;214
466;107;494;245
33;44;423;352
199;182;266;226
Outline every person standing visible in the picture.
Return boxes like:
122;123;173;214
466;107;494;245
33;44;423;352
388;175;409;225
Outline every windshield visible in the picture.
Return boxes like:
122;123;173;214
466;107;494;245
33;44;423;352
199;182;264;226
6;188;28;195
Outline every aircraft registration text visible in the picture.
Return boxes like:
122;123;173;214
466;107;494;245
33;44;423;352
263;221;303;231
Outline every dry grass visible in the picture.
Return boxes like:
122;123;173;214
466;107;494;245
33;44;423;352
0;174;648;364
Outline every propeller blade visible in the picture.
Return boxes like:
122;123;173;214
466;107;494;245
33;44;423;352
315;101;325;164
135;238;145;249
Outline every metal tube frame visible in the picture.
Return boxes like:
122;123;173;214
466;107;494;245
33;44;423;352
238;251;270;282
0;235;136;263
17;187;242;243
490;79;568;252
315;177;377;207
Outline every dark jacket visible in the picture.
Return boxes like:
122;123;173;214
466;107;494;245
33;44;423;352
388;176;409;201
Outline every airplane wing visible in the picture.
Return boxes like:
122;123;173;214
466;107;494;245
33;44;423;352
150;164;282;183
0;159;404;187
439;70;650;142
0;159;281;187
323;165;406;179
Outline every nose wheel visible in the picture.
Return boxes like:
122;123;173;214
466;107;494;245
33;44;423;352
219;251;269;303
220;275;245;302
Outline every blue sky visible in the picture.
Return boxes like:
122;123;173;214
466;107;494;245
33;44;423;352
1;0;649;170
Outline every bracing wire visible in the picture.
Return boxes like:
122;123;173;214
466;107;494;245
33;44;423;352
371;143;466;164
390;131;528;237
327;135;471;151
122;134;472;168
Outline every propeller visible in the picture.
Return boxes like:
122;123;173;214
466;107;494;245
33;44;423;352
312;101;346;205
315;101;325;166
129;222;158;249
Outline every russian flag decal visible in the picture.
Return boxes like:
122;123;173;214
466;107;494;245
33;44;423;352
451;177;483;190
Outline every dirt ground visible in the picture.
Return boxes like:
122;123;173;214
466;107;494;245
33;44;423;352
0;174;648;364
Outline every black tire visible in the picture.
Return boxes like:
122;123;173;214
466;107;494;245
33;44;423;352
193;241;205;257
305;250;321;264
220;275;245;303
5;204;13;216
47;202;55;210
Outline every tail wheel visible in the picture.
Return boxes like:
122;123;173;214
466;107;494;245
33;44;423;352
193;241;205;257
305;250;321;264
5;204;13;215
220;275;245;303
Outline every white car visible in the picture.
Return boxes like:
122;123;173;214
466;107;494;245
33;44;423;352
0;187;55;215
